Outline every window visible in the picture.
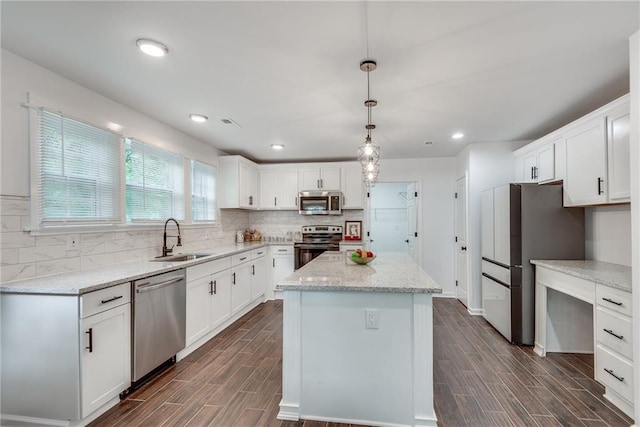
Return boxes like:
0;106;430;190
35;109;122;225
125;139;184;221
191;160;217;222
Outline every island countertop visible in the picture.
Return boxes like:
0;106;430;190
276;251;442;293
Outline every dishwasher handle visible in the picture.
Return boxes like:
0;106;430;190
136;276;183;293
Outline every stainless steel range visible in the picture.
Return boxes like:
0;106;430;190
294;225;343;270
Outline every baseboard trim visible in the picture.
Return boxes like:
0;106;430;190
467;307;483;316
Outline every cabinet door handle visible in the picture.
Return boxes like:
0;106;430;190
209;280;214;295
273;258;275;268
604;368;624;382
274;197;277;207
240;256;247;261
597;177;604;195
213;280;217;295
295;197;298;206
602;297;622;306
534;166;538;180
252;265;255;275
603;328;623;340
86;328;93;353
249;195;253;206
232;272;236;285
317;179;320;189
101;295;123;304
531;166;535;180
320;179;323;188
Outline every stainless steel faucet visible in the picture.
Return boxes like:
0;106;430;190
162;218;182;257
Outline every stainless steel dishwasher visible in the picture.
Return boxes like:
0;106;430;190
132;269;186;385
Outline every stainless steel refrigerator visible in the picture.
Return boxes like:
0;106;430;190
481;183;585;345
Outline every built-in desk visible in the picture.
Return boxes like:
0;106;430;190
532;260;633;419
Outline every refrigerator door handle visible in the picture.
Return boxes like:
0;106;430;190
482;272;510;289
481;257;512;270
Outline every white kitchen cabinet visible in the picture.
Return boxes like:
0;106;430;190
231;252;252;312
259;168;299;209
271;245;294;300
514;140;556;183
81;302;131;418
219;155;259;209
250;247;267;301
606;104;631;202
185;257;232;346
1;283;132;425
341;164;364;209
299;167;341;191
564;116;607;206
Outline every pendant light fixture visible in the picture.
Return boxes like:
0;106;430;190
357;58;379;187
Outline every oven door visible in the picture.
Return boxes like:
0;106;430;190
295;245;327;270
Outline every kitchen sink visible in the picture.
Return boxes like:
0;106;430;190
151;253;212;262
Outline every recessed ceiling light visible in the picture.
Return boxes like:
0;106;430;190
189;114;208;123
271;144;285;150
136;38;169;57
452;132;464;140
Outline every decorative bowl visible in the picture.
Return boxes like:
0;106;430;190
349;255;376;265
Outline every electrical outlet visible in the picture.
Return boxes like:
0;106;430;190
365;309;379;329
67;234;80;250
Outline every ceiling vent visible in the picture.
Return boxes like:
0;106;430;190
221;118;241;127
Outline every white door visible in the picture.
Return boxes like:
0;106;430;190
455;175;468;307
368;182;412;253
406;182;418;262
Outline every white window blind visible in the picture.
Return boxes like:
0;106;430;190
191;160;217;222
35;109;122;225
125;139;184;221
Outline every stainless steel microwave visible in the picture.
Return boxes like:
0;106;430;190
298;191;342;215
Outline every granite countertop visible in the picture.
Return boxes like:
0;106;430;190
277;251;442;294
0;242;267;296
531;260;631;292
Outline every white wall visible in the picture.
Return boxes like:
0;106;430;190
1;49;225;197
456;141;527;312
375;158;457;297
585;205;632;266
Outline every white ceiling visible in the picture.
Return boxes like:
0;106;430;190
2;1;639;163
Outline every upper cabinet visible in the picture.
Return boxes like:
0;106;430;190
514;94;630;207
563;97;630;206
341;164;364;209
219;155;259;209
514;136;559;184
299;167;341;191
259;168;299;210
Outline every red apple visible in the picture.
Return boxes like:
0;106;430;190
366;251;373;257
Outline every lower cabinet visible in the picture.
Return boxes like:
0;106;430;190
250;248;267;301
271;245;294;299
81;303;131;418
1;282;131;424
185;257;232;346
231;252;252;313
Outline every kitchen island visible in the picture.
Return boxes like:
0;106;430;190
276;251;442;427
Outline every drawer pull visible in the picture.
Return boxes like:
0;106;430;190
240;256;247;261
602;297;623;306
604;368;624;382
603;328;624;340
278;249;287;252
100;295;123;304
86;328;93;353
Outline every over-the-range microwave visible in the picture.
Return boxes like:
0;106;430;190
298;191;342;215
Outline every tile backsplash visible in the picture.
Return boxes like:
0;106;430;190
0;195;364;283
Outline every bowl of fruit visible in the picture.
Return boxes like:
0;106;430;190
349;249;376;265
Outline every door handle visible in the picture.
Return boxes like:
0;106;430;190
405;239;409;243
461;246;467;251
85;328;93;353
597;177;604;195
232;272;236;285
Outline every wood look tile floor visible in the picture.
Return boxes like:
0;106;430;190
89;298;634;427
